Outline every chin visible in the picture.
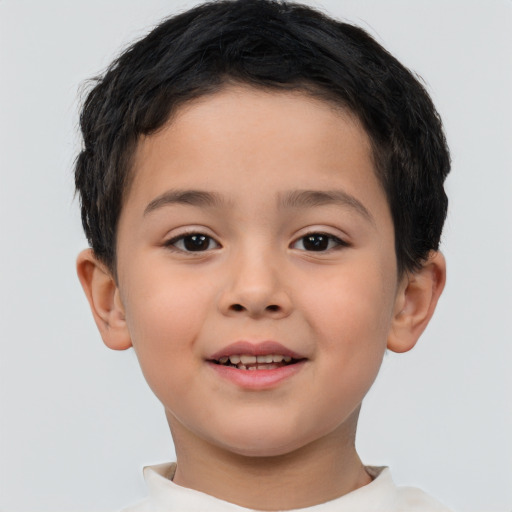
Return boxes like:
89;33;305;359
211;424;322;459
225;441;297;458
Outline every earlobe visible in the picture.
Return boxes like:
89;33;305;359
76;249;132;351
387;251;446;353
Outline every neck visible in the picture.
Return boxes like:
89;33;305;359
167;408;371;510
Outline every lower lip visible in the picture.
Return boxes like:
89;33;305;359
207;361;306;389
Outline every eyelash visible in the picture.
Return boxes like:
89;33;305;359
164;232;221;253
291;232;348;252
164;231;348;253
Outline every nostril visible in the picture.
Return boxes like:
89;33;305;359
228;303;280;313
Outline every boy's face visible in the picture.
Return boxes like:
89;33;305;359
113;86;402;457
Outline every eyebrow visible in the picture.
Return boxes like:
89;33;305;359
278;189;375;224
144;189;228;215
143;188;374;224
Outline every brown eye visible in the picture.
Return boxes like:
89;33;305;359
168;233;220;252
183;235;209;251
303;234;329;251
292;233;346;252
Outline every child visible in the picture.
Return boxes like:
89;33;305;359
75;0;451;510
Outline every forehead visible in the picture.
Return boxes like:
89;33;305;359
125;85;387;220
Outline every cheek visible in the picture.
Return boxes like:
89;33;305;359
120;267;215;396
302;262;396;379
301;283;392;434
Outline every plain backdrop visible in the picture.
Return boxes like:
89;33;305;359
1;1;511;511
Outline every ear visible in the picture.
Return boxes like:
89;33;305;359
387;251;446;353
76;249;132;351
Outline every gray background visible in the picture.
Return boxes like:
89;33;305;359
1;1;511;511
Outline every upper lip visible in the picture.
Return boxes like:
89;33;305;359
208;341;306;361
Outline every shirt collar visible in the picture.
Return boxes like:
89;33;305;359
143;462;398;511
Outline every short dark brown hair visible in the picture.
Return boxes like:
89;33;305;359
75;0;450;275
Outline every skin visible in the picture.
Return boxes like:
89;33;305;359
77;86;446;510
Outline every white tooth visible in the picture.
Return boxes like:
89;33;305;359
258;364;274;370
256;355;269;363
264;355;273;363
237;363;247;370
229;355;241;364
219;356;229;364
248;366;257;371
240;354;257;364
283;356;292;363
272;355;283;363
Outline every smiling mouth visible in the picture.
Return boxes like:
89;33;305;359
211;354;301;370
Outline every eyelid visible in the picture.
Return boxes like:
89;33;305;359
164;229;222;253
290;229;350;251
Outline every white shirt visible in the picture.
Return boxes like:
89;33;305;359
121;463;452;511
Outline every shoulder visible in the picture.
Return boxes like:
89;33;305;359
364;466;453;512
394;485;453;512
117;498;151;512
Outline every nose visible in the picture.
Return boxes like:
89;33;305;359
217;247;292;320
